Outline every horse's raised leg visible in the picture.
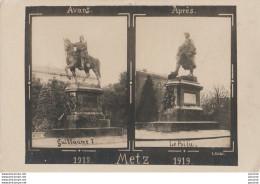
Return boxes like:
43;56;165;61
93;69;101;86
83;68;90;82
70;68;77;83
65;58;76;80
65;66;71;80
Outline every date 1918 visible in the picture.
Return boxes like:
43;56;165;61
173;157;191;165
73;157;91;164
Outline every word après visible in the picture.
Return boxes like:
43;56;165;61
171;6;195;15
67;6;91;14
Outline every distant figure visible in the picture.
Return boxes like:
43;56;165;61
171;32;197;78
73;35;89;70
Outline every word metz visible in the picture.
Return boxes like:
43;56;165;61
116;153;149;165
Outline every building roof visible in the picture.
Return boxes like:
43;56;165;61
32;65;96;79
136;70;167;80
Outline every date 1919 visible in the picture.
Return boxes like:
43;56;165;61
73;157;91;164
173;157;191;165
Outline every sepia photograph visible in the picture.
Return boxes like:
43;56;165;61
2;0;260;172
30;16;128;148
22;6;238;165
135;17;232;148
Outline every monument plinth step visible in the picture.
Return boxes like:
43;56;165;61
45;127;123;138
168;74;198;82
136;121;220;132
65;82;102;93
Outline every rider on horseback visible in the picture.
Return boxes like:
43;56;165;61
73;35;89;70
64;37;101;85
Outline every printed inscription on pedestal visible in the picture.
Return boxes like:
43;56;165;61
184;93;196;104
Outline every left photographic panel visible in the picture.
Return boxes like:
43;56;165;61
27;15;128;149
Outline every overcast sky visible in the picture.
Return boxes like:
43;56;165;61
136;17;231;93
32;16;127;86
32;16;231;92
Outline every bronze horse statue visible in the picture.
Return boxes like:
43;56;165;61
63;38;101;85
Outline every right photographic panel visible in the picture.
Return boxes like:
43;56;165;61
135;17;232;148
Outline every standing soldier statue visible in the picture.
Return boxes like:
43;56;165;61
169;32;197;79
73;35;89;70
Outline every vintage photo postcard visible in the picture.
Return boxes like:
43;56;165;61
23;6;237;165
0;1;260;171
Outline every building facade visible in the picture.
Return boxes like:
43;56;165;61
32;65;96;84
135;70;167;114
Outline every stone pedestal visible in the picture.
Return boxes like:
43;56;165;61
136;75;221;132
45;82;123;138
162;75;204;121
64;82;104;128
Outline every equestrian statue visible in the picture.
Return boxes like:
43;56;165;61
63;36;101;85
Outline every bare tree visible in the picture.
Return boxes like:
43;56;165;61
201;84;230;114
201;85;231;129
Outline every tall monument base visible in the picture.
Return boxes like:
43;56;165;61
45;82;123;138
162;75;204;121
137;75;218;132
